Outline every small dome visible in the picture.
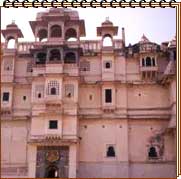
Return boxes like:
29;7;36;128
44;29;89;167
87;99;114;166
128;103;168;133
6;21;19;29
102;17;113;26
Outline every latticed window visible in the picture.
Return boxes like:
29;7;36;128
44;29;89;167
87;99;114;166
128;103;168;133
35;85;44;99
65;84;74;98
80;61;90;71
47;81;59;95
4;60;13;71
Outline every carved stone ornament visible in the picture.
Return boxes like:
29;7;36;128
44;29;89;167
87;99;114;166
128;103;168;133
45;150;60;162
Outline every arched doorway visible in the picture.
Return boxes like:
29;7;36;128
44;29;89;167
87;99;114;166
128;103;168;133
46;166;59;178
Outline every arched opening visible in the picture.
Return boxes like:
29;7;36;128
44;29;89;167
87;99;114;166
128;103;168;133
107;146;115;157
51;87;57;95
46;166;59;178
36;52;46;64
65;28;77;41
64;52;76;64
152;57;155;66
50;25;62;38
49;49;61;61
146;57;152;66
148;146;157;158
38;29;48;42
7;37;16;49
105;62;111;69
103;34;113;47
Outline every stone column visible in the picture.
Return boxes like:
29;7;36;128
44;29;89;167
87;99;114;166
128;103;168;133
28;145;37;178
69;144;77;178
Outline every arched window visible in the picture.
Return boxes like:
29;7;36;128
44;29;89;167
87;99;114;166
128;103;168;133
38;29;48;42
7;37;16;49
49;49;61;61
64;52;76;64
51;87;56;95
105;62;111;69
107;146;115;157
152;57;155;66
36;52;46;64
148;146;157;158
50;25;62;38
65;28;77;41
146;57;152;66
103;34;113;47
47;81;59;95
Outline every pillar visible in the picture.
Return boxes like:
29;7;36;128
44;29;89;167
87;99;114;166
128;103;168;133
28;145;37;178
68;144;77;178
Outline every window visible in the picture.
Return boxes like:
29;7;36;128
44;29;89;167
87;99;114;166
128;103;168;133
146;57;152;66
103;34;113;47
105;89;112;103
49;49;61;61
105;62;111;69
47;81;59;95
49;120;58;129
107;146;115;157
65;84;74;98
35;85;44;99
4;60;13;71
50;25;62;38
65;28;77;41
38;93;41;98
142;58;145;66
36;52;46;64
80;61;90;71
64;52;76;64
23;96;26;101
2;92;9;102
7;37;15;49
37;29;48;42
50;87;57;95
152;58;155;66
148;146;157;158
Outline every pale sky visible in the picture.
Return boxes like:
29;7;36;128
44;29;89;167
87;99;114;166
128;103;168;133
1;7;176;45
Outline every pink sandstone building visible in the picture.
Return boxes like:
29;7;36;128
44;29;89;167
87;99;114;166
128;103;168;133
1;8;176;178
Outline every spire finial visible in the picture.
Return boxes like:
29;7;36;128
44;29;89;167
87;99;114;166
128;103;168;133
106;17;109;21
12;20;15;24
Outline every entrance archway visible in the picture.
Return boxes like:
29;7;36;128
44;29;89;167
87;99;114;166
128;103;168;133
46;166;59;178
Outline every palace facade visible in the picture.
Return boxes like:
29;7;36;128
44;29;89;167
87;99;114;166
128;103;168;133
1;8;176;178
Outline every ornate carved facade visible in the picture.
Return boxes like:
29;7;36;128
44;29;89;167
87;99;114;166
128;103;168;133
1;8;176;178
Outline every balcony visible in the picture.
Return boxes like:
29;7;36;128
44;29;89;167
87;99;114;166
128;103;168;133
28;134;79;144
32;65;45;76
45;63;63;74
140;66;158;72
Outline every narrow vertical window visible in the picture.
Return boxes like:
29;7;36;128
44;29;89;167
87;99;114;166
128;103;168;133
142;58;145;66
152;58;155;66
105;89;112;103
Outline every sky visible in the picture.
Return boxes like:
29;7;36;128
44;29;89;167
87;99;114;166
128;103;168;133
1;7;176;45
